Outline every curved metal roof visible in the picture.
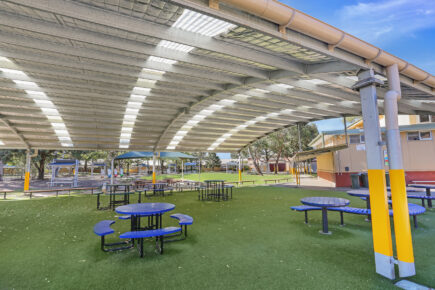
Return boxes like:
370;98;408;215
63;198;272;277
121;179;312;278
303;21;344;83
0;0;433;152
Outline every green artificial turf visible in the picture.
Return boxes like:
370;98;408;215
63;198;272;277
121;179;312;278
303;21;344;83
141;171;293;184
0;187;434;289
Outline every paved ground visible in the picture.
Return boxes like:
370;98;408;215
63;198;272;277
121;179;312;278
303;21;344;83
272;174;351;192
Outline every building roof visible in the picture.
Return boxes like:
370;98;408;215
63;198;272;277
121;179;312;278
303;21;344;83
0;0;433;152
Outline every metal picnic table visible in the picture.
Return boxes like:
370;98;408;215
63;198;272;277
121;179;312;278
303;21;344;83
300;197;350;234
408;184;434;208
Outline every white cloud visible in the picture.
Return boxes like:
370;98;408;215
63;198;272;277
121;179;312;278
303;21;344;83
336;0;435;43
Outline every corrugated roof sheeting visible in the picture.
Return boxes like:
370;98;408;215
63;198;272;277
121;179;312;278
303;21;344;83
0;0;432;151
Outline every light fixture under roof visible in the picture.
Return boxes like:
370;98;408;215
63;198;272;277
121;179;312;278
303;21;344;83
158;40;194;53
0;140;5;145
148;56;177;65
173;9;236;37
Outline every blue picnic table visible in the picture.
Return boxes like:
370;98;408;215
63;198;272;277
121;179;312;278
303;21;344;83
408;184;434;208
116;202;175;231
300;197;350;234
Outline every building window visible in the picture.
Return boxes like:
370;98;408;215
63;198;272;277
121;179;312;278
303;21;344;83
349;134;364;144
419;114;435;123
407;131;432;141
420;131;432;140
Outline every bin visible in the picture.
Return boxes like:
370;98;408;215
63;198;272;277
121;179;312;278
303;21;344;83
350;174;361;189
385;172;390;187
361;173;369;188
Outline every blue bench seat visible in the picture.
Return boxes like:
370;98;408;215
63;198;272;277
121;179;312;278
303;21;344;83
93;220;132;252
291;203;425;228
169;214;193;240
170;213;193;225
290;206;321;223
120;227;181;257
94;220;115;236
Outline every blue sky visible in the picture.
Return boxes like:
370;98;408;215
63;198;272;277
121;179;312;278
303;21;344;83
281;0;435;74
217;1;434;156
284;0;435;133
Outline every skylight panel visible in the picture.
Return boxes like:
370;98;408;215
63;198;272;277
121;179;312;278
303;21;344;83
1;56;76;147
172;9;236;37
276;83;294;89
0;68;27;75
252;88;270;94
132;87;151;95
141;68;166;75
158;40;194;53
167;97;238;150
304;79;330;85
148;56;177;65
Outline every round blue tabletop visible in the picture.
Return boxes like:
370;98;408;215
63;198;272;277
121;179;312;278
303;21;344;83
347;189;427;197
409;184;435;189
115;202;175;215
301;197;349;207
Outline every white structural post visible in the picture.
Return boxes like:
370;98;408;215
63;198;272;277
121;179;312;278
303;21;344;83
152;153;156;184
110;158;114;185
73;159;79;187
24;150;31;191
198;153;201;183
238;152;242;184
343;117;348;145
181;160;184;180
385;64;415;277
353;69;395;279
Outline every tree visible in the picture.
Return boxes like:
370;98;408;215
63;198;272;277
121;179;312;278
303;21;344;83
269;130;288;174
205;153;221;169
32;150;56;180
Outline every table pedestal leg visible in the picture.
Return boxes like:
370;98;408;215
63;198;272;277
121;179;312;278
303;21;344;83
320;207;331;235
366;198;371;221
426;188;432;208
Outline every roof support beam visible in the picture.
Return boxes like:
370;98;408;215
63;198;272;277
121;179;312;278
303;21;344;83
0;115;30;149
2;1;305;73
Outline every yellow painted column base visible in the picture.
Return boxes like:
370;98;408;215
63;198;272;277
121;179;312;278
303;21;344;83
368;169;395;278
24;172;30;191
390;169;415;277
238;170;242;183
152;172;156;184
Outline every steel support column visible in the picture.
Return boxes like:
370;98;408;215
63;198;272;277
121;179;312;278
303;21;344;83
24;150;31;191
353;69;395;279
152;153;156;184
110;158;114;185
385;64;415;277
238;153;242;184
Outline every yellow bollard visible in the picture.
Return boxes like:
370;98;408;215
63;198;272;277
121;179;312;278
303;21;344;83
238;169;242;184
390;169;415;276
368;169;394;276
152;171;156;184
24;171;30;191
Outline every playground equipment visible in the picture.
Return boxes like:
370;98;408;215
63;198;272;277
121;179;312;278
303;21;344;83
224;161;238;173
49;159;79;187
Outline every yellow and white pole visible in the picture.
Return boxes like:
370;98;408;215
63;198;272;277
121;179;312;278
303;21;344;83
354;69;395;279
385;64;415;277
181;160;184;180
152;152;156;184
238;153;242;185
24;150;31;191
110;158;114;185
